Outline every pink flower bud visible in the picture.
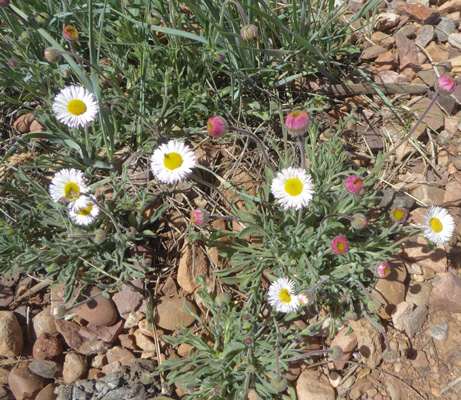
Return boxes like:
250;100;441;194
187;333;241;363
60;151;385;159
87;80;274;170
63;25;78;42
207;116;228;138
285;110;310;137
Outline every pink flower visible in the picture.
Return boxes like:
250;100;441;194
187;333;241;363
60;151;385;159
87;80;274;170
63;25;78;42
190;208;210;226
331;236;349;255
285;110;309;136
389;207;407;222
345;175;363;194
436;75;456;95
207;116;228;138
375;262;391;279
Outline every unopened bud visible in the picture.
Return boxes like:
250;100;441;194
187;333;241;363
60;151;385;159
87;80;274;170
63;25;78;42
93;229;106;245
51;304;68;319
217;53;226;63
215;292;231;307
345;310;358;321
382;348;398;363
8;59;16;68
241;24;258;41
270;376;287;393
351;213;368;229
367;299;382;314
147;10;161;25
44;47;61;63
35;12;50;26
328;345;344;362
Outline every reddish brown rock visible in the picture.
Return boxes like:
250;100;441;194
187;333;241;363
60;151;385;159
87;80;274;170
374;70;409;84
443;181;461;206
79;319;124;343
395;1;441;25
440;0;461;15
177;243;211;293
425;42;450;63
374;51;398;71
429;271;461;313
361;45;387;61
296;370;335;400
395;32;421;81
73;286;118;327
370;32;395;49
328;328;357;370
8;362;47;400
410;185;446;206
0;311;23;357
33;333;62;360
54;319;85;351
35;384;57;400
409;97;445;133
400;236;448;273
112;279;144;319
154;297;197;331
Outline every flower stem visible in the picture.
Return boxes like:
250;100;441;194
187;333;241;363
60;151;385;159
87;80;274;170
224;0;248;25
298;135;306;171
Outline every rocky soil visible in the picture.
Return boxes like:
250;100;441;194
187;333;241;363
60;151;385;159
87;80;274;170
2;0;461;399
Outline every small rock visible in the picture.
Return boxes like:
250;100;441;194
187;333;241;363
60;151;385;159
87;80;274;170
444;181;461;206
410;97;445;132
33;333;62;360
412;185;446;206
154;297;197;331
436;17;456;42
79;319;124;343
433;92;457;115
341;376;355;391
32;307;57;340
385;377;402;400
63;353;87;384
418;69;437;87
440;0;461;15
54;319;85;351
0;284;14;308
375;12;401;31
425;42;450;63
395;1;440;25
415;25;435;48
405;282;432;306
350;377;372;400
28;360;62;379
106;346;136;366
112;279;144;319
361;45;387;61
123;311;144;329
87;368;104;380
133;329;156;352
29;120;45;133
374;70;409;84
177;243;211;293
410;350;429;368
448;33;461;50
328;328;357;370
392;302;414;332
35;384;57;400
404;304;428;338
78;339;110;356
370;32;395;49
13;113;34;133
429;271;461;312
374;52;398;71
328;371;341;388
426;321;449;341
0;311;23;357
296;369;335;400
8;361;47;400
73;286;118;327
400;235;448;273
372;259;407;319
349;319;382;368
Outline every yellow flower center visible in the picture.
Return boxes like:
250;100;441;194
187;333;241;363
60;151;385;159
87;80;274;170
430;217;443;233
279;289;292;304
77;205;93;216
337;242;344;251
393;209;404;220
63;182;80;200
284;178;303;196
67;99;87;116
163;152;183;170
290;110;302;118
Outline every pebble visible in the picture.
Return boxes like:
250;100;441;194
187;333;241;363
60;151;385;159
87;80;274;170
112;279;144;319
328;371;341;388
448;33;461;50
8;361;47;400
341;376;356;390
33;307;57;340
426;321;449;341
63;353;87;384
0;311;23;357
436;17;456;42
28;360;62;379
350;377;372;400
406;282;433;307
177;244;211;293
73;286;118;327
385;377;402;400
410;350;429;368
36;383;57;400
415;25;434;48
0;284;14;308
153;297;197;331
296;369;335;400
33;332;63;360
133;329;156;352
429;271;461;313
328;328;357;370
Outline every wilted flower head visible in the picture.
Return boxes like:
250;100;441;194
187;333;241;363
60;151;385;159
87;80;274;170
345;175;363;194
389;207;407;223
35;12;50;26
215;292;231;307
345;310;358;321
382;348;398;363
285;110;309;137
351;213;368;229
331;235;349;255
328;345;344;362
436;75;456;95
375;262;391;279
8;59;16;68
297;291;310;306
267;277;300;313
63;25;78;42
270;376;287;393
147;9;161;25
367;298;382;313
190;208;210;227
93;229;106;245
207;116;228;138
241;24;258;40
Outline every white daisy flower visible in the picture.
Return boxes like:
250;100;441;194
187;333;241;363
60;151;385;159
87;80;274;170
69;197;100;226
49;168;90;210
271;167;314;210
424;206;455;245
150;140;196;184
52;86;99;128
268;277;300;313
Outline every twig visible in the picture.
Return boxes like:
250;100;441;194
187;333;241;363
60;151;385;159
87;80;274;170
11;278;53;307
